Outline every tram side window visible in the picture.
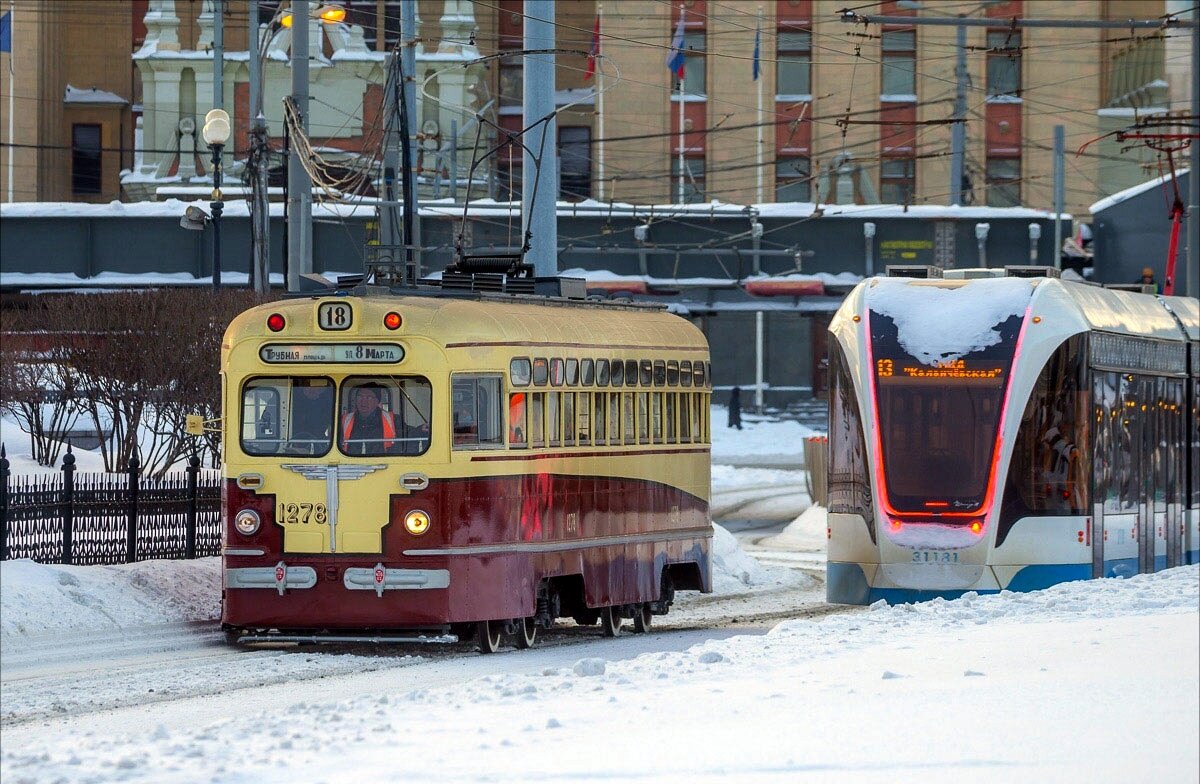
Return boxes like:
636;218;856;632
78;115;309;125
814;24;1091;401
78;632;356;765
577;392;591;444
566;358;579;386
593;392;607;445
530;392;546;447
509;392;528;447
596;359;609;386
563;392;576;446
550;359;565;386
667;361;680;386
510;358;531;387
640;360;653;387
680;393;692;441
827;345;874;532
451;375;502;449
339;377;432;457
1192;376;1200;508
533;358;549;386
581;359;595;386
691;392;703;442
626;360;640;386
999;336;1088;529
608;391;621;444
637;392;649;444
680;361;693;388
548;392;561;446
652;392;664;443
610;359;624;386
240;377;336;457
666;393;677;443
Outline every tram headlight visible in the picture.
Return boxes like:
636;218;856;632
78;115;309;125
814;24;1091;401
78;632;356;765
234;508;261;537
404;509;431;536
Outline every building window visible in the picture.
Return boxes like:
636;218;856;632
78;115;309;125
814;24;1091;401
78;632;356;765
881;29;916;97
499;57;523;108
986;31;1021;97
880;158;915;204
775;157;810;201
72;124;103;195
559;126;592;201
776;30;811;96
986;157;1020;206
672;32;706;96
671;156;705;203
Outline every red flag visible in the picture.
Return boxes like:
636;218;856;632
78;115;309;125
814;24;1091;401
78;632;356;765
584;15;601;80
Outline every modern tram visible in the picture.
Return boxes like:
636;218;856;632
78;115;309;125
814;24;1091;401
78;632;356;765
215;274;713;650
826;266;1199;604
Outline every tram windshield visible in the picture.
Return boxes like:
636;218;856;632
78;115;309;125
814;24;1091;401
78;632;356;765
241;377;335;456
239;376;432;457
869;311;1023;514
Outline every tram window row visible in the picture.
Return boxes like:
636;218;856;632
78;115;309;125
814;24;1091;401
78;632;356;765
509;357;711;389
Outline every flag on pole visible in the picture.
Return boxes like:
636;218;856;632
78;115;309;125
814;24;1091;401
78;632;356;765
0;11;13;53
584;14;601;80
752;23;761;81
666;11;686;80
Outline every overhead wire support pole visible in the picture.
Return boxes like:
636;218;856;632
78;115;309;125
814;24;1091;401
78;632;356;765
1053;124;1064;270
401;0;420;278
248;0;270;294
522;0;558;278
1189;14;1199;299
287;0;312;291
949;20;965;206
596;3;605;202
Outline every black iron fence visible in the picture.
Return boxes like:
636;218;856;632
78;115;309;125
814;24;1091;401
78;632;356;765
0;448;223;564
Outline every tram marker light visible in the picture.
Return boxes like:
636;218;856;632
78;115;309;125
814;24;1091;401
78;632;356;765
405;509;431;536
234;509;262;537
970;521;982;535
267;313;286;332
384;311;402;330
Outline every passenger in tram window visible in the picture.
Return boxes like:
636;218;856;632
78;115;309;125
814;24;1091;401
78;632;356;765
289;380;334;453
509;393;527;447
452;391;477;445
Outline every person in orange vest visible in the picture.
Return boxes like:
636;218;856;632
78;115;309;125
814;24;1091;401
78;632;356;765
341;385;397;455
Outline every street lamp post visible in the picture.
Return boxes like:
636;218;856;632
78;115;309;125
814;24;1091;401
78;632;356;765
203;109;232;289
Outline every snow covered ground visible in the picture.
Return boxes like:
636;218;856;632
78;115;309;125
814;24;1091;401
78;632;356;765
4;406;1196;782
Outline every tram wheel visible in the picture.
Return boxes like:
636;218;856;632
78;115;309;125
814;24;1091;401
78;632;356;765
477;620;503;654
514;617;538;649
632;603;652;633
600;606;623;637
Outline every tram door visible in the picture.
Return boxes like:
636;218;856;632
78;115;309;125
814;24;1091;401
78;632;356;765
1135;377;1184;574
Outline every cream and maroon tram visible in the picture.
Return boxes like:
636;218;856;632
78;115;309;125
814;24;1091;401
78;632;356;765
826;267;1199;604
218;280;713;650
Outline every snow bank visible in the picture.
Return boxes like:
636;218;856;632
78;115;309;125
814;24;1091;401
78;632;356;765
710;523;774;592
710;405;818;464
866;276;1033;364
710;465;804;492
761;504;828;551
0;558;220;643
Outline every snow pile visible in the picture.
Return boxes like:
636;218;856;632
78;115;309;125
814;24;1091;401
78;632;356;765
710;406;818;464
710;465;805;493
710;523;775;592
0;558;220;643
866;277;1034;364
761;504;828;551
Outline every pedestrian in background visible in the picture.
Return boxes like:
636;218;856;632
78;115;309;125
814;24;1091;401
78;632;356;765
728;386;743;430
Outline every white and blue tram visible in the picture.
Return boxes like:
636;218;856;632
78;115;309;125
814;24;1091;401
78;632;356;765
826;267;1199;604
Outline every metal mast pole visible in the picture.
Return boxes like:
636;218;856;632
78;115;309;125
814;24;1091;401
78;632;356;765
596;3;605;202
1188;16;1198;298
6;0;14;203
248;0;270;294
287;0;312;291
213;0;224;107
755;5;764;205
949;20;966;206
522;0;558;277
401;0;420;276
1053;124;1064;269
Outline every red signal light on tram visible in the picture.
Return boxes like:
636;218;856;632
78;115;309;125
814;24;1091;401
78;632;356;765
384;312;402;330
267;313;286;332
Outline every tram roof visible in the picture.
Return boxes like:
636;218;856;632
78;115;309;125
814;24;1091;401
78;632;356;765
226;292;709;352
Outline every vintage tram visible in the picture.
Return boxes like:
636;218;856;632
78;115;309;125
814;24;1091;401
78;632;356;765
826;267;1199;604
215;275;713;650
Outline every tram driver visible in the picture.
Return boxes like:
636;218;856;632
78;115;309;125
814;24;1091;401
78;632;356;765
288;379;334;453
341;383;429;456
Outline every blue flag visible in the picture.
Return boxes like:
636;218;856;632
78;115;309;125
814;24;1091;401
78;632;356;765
0;11;12;54
752;23;761;81
666;13;686;80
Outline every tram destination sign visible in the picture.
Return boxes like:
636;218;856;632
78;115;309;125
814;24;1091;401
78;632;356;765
259;343;405;364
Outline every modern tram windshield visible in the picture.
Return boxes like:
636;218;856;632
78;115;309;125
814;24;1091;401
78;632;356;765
240;376;432;457
869;311;1023;514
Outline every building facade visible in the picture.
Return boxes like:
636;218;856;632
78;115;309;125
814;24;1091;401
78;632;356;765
0;0;1192;218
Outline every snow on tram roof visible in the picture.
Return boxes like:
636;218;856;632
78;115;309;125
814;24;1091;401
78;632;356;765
837;275;1191;347
226;292;709;351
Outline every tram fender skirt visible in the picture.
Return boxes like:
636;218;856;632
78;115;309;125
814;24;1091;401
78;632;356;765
1002;563;1091;593
826;561;871;605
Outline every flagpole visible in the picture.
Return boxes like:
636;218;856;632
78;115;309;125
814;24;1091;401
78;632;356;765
677;77;684;204
596;3;605;202
755;6;763;205
6;0;14;203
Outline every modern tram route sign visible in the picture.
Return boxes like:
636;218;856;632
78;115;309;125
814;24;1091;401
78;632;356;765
259;343;405;364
